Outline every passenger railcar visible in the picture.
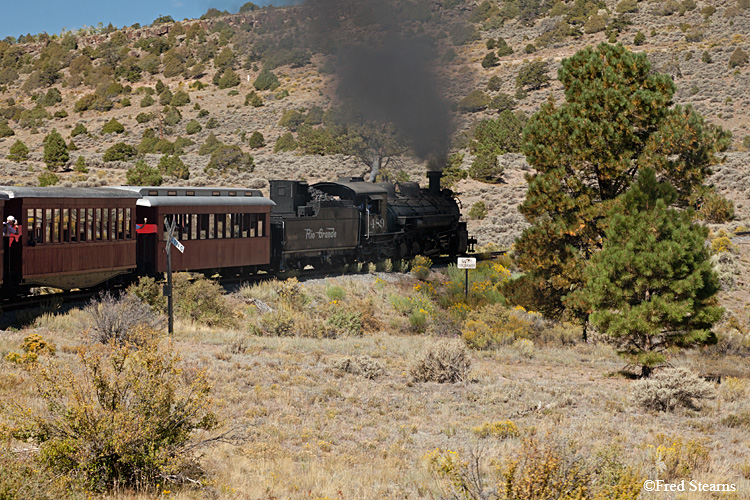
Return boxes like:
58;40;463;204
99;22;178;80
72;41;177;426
111;186;275;277
1;187;140;292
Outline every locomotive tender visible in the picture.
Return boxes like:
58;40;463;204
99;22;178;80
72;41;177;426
0;172;471;297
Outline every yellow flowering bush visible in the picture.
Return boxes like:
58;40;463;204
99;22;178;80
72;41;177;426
646;434;710;481
472;420;520;439
5;334;56;365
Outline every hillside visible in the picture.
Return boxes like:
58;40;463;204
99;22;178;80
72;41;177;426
0;0;749;250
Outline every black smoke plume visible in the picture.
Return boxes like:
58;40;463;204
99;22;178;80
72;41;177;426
304;0;452;177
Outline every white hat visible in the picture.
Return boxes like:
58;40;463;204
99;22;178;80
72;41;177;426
6;216;15;223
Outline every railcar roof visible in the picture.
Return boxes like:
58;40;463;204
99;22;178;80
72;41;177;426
112;186;266;197
109;186;274;207
313;180;388;198
0;187;141;200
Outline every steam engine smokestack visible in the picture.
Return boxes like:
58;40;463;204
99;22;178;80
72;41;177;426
426;171;442;196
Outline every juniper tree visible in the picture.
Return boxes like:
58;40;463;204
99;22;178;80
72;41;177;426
510;43;729;320
43;129;69;170
567;169;722;376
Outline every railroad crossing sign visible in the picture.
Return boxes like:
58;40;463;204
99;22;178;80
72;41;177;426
457;257;476;269
170;236;184;253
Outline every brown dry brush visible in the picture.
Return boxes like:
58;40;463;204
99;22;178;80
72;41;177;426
4;333;220;493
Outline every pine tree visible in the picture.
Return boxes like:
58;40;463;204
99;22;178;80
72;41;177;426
567;169;722;376
510;43;730;320
43;129;69;170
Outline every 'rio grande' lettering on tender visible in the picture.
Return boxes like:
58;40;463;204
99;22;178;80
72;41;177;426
305;228;337;240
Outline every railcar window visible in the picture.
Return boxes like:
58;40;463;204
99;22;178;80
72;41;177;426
250;214;257;237
218;214;226;239
69;209;76;242
87;209;93;241
259;214;264;237
163;214;174;241
52;209;59;243
102;208;109;241
208;214;215;239
199;214;208;239
79;209;87;242
94;209;101;240
233;213;241;238
125;208;131;239
61;209;69;242
26;209;35;244
43;209;50;244
241;213;249;237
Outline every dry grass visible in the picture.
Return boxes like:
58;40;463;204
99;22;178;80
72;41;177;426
0;271;749;498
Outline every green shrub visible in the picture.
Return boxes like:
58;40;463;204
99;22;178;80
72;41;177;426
8;336;217;491
0;120;14;138
126;160;163;185
185;119;202;135
701;51;712;63
172;272;236;327
278;109;305;131
74;156;88;173
247;131;265;149
159;89;173;106
634;31;646;46
468;201;488;220
698;192;734;223
74;93;112;112
8;139;29;161
158;154;189;179
410;255;433;280
38;171;60;186
481;52;498;68
103;142;138;161
136;112;152;124
206;117;219;129
198;132;223;155
140;95;155;107
487;76;503;92
457;90;490;113
244;91;264;107
70;123;88;137
205;145;254;174
516;60;549;90
327;306;363;336
729;47;749;68
274;132;297;152
218;69;240;89
253;68;280;91
127;276;166;312
163;106;182;126
43;129;68;169
170;90;190;106
101;118;125;134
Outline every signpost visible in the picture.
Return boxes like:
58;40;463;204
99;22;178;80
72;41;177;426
164;218;182;334
457;257;476;298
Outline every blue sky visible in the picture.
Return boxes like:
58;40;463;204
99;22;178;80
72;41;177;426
0;1;289;39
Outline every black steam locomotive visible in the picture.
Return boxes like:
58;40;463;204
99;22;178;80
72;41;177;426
0;172;472;297
270;171;472;270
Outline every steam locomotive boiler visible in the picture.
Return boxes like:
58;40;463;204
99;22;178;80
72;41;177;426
269;171;471;270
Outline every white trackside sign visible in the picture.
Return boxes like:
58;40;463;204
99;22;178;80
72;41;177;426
457;257;476;269
171;237;185;254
